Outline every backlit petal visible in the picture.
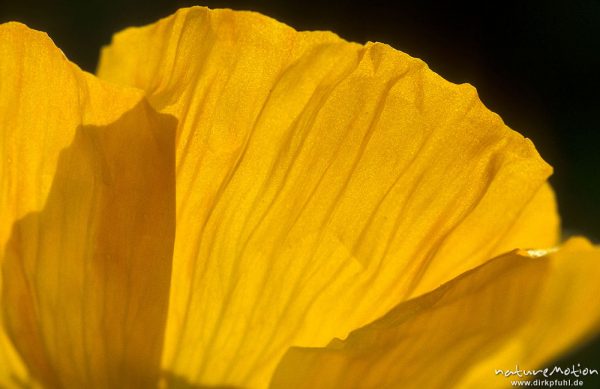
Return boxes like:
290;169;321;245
0;23;176;387
493;182;559;252
98;7;557;388
271;238;600;388
0;328;34;387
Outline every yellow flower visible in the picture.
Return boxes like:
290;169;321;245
1;6;599;389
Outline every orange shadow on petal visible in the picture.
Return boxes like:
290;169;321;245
2;100;177;388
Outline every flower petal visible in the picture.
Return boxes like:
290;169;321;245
98;7;557;388
0;328;32;387
493;182;559;253
271;238;600;388
0;23;176;387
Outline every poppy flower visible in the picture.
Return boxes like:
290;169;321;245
1;6;599;389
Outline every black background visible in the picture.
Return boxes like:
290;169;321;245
1;1;599;240
2;0;599;384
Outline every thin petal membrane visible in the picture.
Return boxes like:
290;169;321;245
98;7;559;388
0;23;176;387
271;238;600;389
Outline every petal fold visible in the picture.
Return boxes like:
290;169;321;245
271;238;600;389
1;23;176;387
99;7;559;388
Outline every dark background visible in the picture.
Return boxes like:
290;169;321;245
1;0;599;384
1;0;598;240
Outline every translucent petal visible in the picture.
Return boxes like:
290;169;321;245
0;23;176;387
98;7;558;387
271;238;600;389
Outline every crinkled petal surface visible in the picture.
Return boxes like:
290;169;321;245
0;23;176;387
271;238;600;389
97;7;560;388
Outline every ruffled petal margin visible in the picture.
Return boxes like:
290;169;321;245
98;7;561;388
0;23;176;387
